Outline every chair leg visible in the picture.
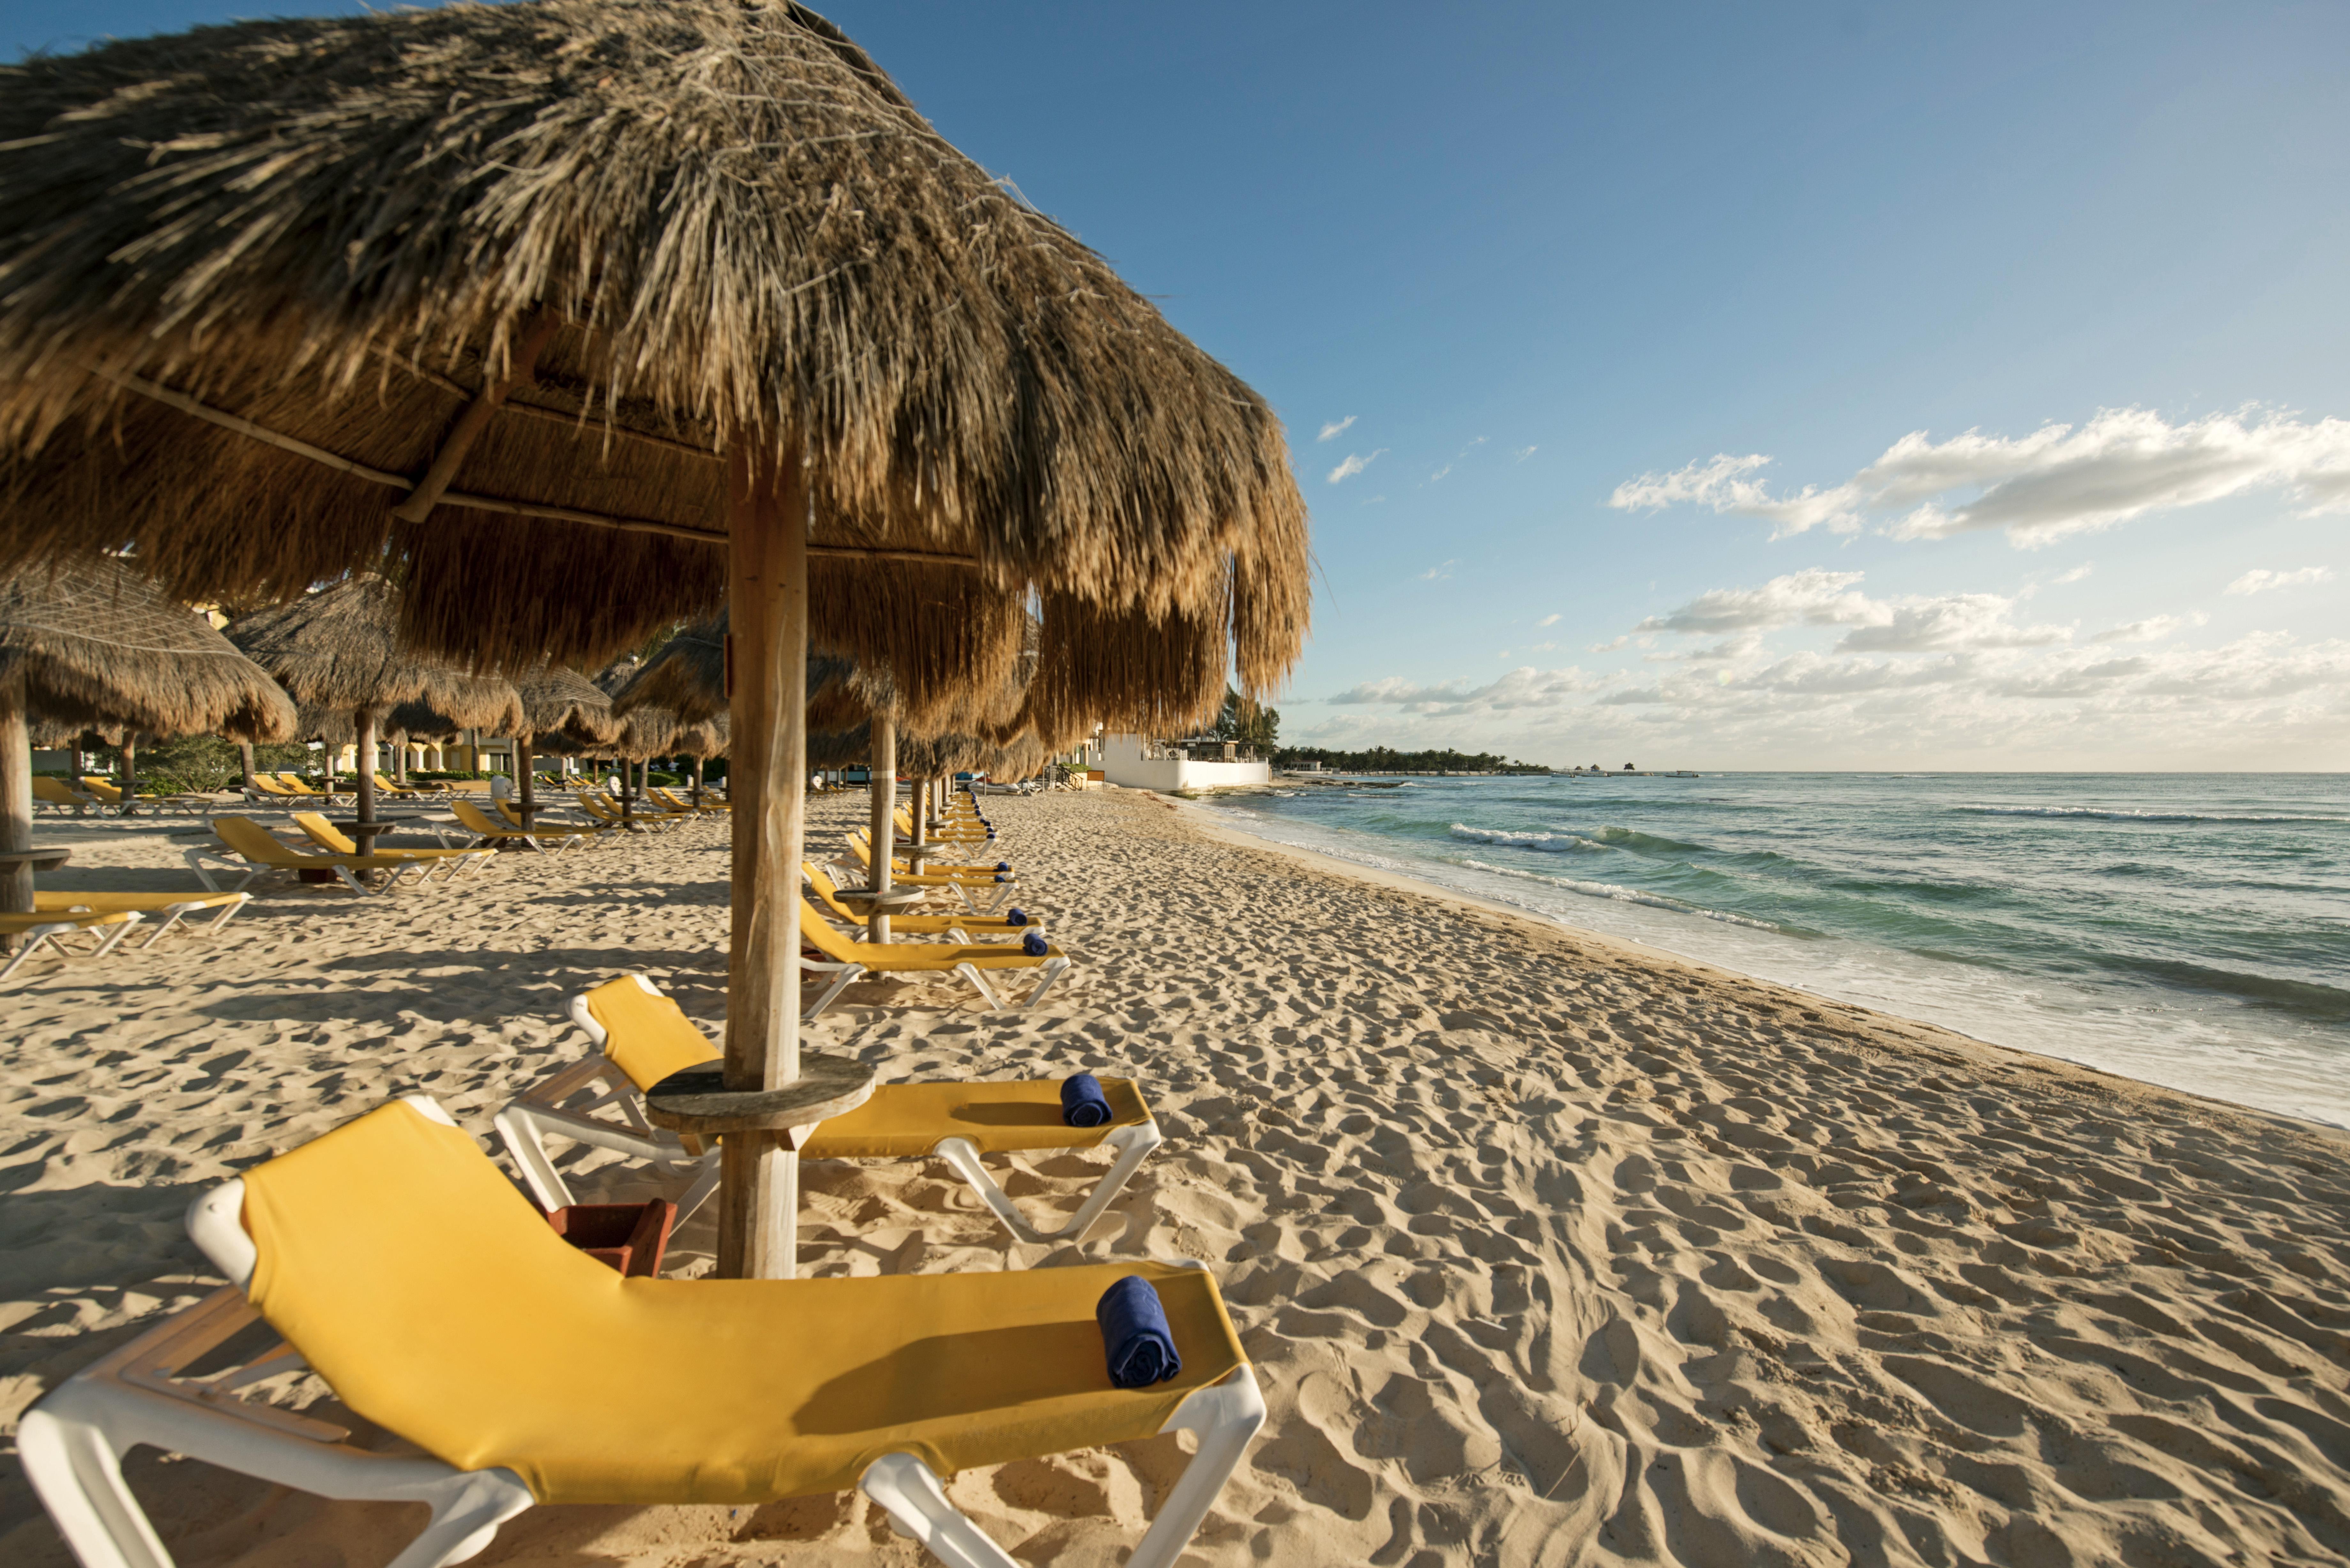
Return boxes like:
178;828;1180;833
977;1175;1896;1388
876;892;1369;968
860;1453;1021;1568
0;926;65;984
931;1122;1161;1245
1020;957;1071;1011
90;917;144;958
137;909;191;949
953;962;1006;1013
800;963;866;1020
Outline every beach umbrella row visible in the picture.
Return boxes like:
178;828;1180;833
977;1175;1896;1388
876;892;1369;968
0;558;294;912
0;0;1311;1278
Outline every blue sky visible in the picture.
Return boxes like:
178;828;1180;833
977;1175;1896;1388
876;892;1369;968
11;2;2347;768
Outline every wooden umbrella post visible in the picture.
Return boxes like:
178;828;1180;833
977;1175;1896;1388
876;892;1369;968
718;445;810;1280
1;671;32;916
119;736;140;817
354;710;378;828
517;736;535;825
867;711;897;943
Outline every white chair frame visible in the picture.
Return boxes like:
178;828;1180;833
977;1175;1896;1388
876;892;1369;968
22;1094;1261;1568
494;978;1156;1243
0;911;145;984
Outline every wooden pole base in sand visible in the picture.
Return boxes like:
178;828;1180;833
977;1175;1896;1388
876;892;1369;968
718;443;810;1280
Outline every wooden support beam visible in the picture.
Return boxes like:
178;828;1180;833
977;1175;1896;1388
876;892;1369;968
1;672;32;916
718;442;810;1281
391;313;560;524
867;712;897;943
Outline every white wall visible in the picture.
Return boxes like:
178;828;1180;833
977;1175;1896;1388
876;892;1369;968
1097;733;1270;793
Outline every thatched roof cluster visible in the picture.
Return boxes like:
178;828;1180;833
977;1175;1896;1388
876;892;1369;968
514;663;618;747
0;557;295;741
228;574;522;732
0;0;1310;712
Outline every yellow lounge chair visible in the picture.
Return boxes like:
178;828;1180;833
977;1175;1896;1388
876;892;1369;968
450;798;591;854
896;803;991;842
32;776;99;815
291;813;494;879
80;776;208;813
800;894;1067;1015
187;817;468;894
576;788;685;833
23;1097;1260;1568
492;799;610;844
33;888;250;946
497;974;1159;1245
242;773;299;803
372;771;436;799
804;862;1037;941
649;786;727;815
843;834;1015;914
271;771;346;803
0;908;143;984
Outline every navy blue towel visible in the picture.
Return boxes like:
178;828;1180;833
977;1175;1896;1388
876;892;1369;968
993;872;1011;883
1022;929;1049;957
1062;1072;1112;1127
1097;1276;1181;1388
1004;907;1029;926
995;860;1011;871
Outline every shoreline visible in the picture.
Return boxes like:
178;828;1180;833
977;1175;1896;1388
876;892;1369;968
1175;785;2350;1142
1161;786;2350;1150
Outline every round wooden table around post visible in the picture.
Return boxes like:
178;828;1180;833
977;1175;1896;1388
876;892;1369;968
718;442;815;1281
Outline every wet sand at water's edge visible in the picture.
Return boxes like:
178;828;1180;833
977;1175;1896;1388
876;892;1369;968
3;785;2347;1565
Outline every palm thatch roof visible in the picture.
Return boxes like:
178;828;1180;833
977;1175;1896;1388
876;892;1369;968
0;557;295;741
385;700;461;743
227;574;522;731
0;0;1311;704
514;662;618;746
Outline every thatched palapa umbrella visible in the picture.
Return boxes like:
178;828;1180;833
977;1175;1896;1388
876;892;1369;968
0;558;294;912
0;0;1311;1279
228;575;523;833
512;663;617;825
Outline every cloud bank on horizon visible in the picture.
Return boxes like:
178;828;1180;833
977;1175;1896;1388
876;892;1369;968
1609;408;2350;546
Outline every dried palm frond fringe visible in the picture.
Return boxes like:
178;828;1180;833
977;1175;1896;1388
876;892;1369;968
0;0;1310;698
228;574;523;733
0;557;295;741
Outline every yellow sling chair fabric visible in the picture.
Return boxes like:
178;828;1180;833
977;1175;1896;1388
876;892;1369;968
239;1101;1242;1504
799;895;1063;973
581;977;1145;1159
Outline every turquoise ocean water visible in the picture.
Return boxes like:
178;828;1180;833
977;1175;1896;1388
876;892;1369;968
1199;773;2350;1127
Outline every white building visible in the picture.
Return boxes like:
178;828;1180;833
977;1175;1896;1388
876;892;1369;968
1097;733;1270;793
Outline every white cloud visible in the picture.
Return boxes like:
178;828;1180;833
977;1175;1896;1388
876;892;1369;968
1633;569;2071;654
1515;446;1539;461
2091;612;2206;645
1633;568;1877;635
1529;640;1557;652
1328;449;1385;484
1611;408;2350;547
1536;613;1561;627
1418;559;1456;581
1329;666;1602;716
2053;562;2095;584
2226;565;2335;595
1295;632;2350;768
1588;634;1633;653
1429;465;1452;483
1610;454;1865;538
1317;416;1356;442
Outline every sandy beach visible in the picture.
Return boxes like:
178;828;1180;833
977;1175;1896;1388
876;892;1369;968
4;785;2348;1566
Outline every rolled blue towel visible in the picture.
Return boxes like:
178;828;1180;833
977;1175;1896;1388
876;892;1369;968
995;860;1011;871
1062;1072;1112;1127
1004;907;1029;926
1098;1276;1181;1388
1022;929;1049;957
993;872;1011;883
